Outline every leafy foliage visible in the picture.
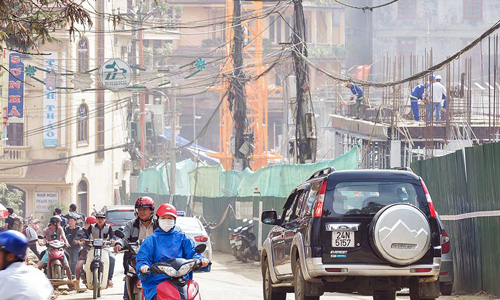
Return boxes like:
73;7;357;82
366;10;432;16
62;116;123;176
0;183;24;214
0;0;93;51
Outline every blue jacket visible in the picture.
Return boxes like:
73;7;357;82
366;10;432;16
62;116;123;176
410;84;426;100
136;226;205;300
350;84;364;99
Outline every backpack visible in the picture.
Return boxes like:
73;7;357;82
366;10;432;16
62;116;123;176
11;215;23;232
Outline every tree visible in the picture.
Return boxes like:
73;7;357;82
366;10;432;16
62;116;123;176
0;183;23;214
0;0;93;51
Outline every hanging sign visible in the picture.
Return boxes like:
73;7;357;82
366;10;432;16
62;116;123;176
43;52;58;147
99;59;131;90
7;53;24;123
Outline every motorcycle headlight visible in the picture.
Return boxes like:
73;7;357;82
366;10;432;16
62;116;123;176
178;261;195;277
157;265;178;277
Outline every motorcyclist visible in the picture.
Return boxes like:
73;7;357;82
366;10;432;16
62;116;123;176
38;215;73;281
79;212;116;287
136;204;210;300
0;230;53;299
114;196;158;300
74;215;97;291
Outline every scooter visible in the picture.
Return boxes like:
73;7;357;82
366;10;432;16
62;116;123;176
46;239;67;280
237;220;260;263
146;244;209;300
82;238;112;299
228;227;239;259
115;230;144;300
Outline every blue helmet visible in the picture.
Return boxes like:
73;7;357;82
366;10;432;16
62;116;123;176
0;230;28;260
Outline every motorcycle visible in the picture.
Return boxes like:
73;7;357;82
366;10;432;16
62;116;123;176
229;226;244;261
46;239;67;280
82;238;112;299
115;230;144;300
145;244;209;300
237;220;260;263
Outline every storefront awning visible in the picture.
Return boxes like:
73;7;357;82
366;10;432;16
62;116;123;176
24;160;69;181
0;203;8;219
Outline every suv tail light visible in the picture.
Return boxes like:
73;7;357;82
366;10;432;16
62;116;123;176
314;181;328;218
194;236;209;242
420;179;437;218
441;229;451;254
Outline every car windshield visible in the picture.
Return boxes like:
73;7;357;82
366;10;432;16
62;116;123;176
176;217;203;233
107;210;135;220
325;181;427;216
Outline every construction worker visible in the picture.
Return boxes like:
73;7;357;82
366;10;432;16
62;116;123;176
409;83;427;121
344;82;364;119
428;75;447;122
437;75;448;120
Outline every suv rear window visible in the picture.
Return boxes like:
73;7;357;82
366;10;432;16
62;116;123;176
106;210;135;221
325;181;427;216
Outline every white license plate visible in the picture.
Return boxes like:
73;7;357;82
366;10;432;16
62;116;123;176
332;231;354;247
235;240;242;246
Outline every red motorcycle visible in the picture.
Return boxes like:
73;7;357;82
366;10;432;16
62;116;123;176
46;239;66;280
147;245;209;300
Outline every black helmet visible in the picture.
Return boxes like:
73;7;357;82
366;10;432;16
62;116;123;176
50;215;62;225
67;212;79;220
95;212;106;219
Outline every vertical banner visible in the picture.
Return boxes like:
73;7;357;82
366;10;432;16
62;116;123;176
43;52;58;147
7;53;24;123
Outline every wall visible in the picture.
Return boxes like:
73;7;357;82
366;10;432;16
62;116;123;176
412;142;500;296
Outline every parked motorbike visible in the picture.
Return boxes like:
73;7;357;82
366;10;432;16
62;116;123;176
229;226;244;261
115;230;144;300
145;244;210;300
82;238;112;299
237;220;260;263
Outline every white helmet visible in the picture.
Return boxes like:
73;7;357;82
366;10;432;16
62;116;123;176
436;75;442;81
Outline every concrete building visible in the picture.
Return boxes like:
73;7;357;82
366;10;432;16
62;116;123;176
0;0;133;218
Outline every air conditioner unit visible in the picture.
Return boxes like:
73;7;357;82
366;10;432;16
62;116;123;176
122;159;132;171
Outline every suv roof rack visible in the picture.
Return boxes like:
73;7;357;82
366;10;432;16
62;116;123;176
391;167;413;172
308;167;335;180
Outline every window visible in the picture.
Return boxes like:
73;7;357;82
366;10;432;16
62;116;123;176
282;191;299;223
284;17;291;41
269;16;275;41
77;37;89;72
78;179;88;216
7;123;23;146
464;0;482;20
305;180;322;216
77;103;89;144
398;39;416;59
326;181;425;216
276;17;282;43
397;0;416;20
332;10;340;27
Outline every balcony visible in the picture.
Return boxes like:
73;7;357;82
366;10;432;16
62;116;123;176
0;146;31;161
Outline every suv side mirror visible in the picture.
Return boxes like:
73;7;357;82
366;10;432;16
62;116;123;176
261;211;279;225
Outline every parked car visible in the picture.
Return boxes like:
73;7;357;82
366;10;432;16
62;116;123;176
436;212;454;295
104;205;135;231
176;215;213;263
261;168;442;300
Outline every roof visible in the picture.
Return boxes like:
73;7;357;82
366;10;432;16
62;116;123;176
328;169;421;182
24;160;68;181
105;205;134;211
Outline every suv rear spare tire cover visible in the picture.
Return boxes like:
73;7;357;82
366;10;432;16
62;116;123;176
370;204;431;265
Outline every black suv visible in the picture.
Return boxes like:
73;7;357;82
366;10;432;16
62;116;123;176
261;168;442;300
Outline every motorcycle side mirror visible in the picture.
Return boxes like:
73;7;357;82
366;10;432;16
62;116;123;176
114;230;125;238
248;220;254;224
242;218;248;223
228;228;232;231
195;244;206;254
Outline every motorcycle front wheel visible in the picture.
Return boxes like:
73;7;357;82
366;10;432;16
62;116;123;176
93;268;99;299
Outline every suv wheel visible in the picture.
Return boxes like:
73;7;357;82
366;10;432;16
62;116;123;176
372;290;396;300
294;258;320;300
409;281;437;300
440;283;453;296
263;260;286;300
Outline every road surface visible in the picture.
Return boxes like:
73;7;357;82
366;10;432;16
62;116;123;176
56;252;495;300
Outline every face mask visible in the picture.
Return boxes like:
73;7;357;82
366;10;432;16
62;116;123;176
159;219;175;232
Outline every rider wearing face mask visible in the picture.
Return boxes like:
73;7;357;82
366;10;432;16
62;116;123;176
136;204;210;300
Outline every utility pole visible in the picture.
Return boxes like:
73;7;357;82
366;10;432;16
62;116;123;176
139;23;146;170
292;0;317;163
231;0;249;171
170;88;177;195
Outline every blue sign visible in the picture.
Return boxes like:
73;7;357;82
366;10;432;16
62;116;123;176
43;52;58;147
7;53;24;123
